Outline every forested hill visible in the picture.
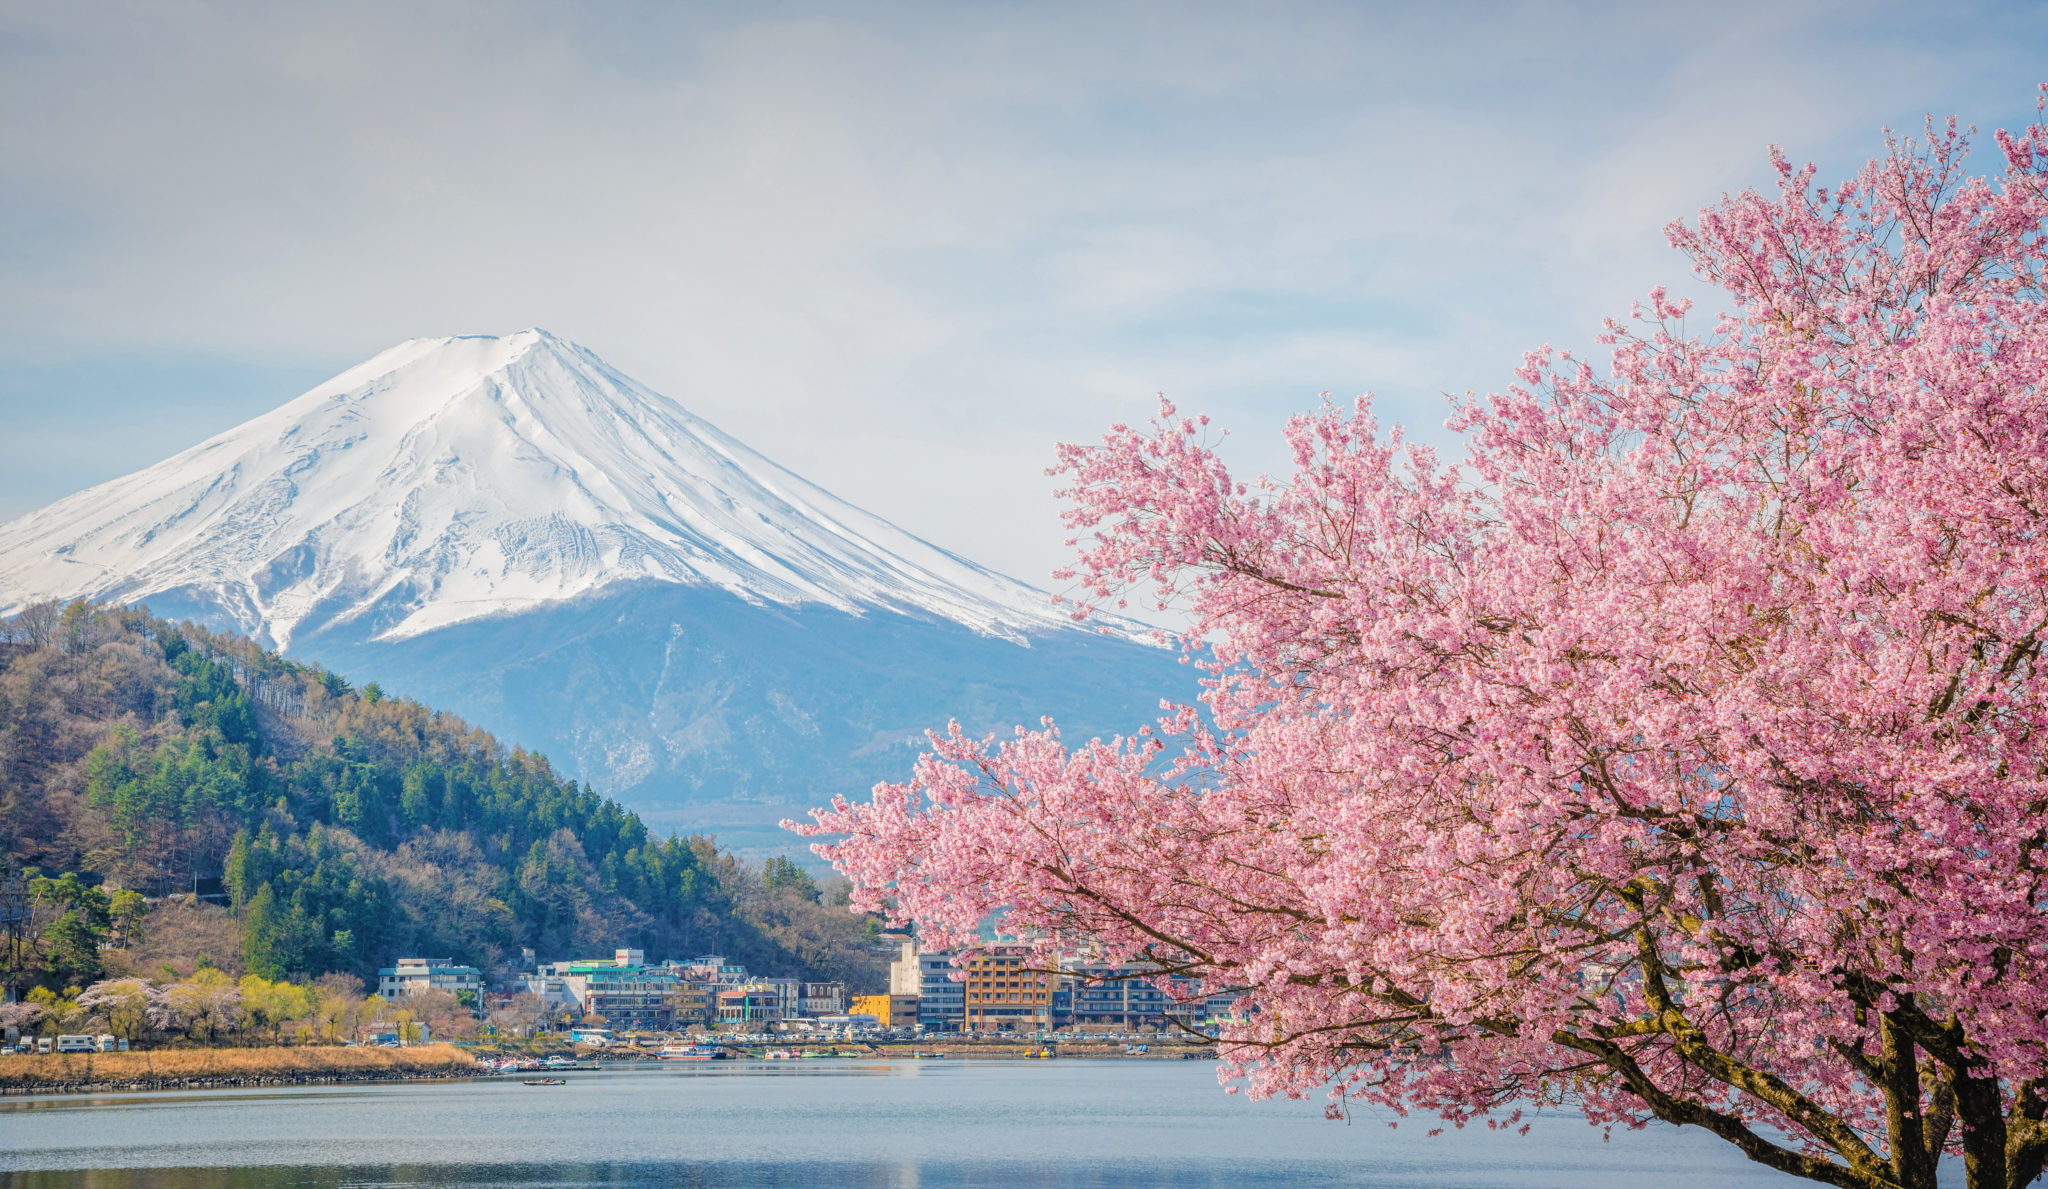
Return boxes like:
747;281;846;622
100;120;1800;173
0;600;879;993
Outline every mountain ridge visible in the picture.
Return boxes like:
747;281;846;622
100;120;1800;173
0;331;1182;843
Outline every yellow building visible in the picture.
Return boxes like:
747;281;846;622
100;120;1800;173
850;993;919;1026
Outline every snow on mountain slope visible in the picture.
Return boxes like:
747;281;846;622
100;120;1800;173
0;330;1100;647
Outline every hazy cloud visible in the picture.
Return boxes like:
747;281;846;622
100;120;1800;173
3;0;2043;587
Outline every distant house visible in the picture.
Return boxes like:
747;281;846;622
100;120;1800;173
378;957;484;1009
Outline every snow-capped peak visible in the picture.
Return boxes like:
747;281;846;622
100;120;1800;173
0;330;1095;647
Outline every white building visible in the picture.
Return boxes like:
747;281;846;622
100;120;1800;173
673;955;749;984
512;972;577;1007
378;957;483;1002
889;936;963;1030
799;981;847;1017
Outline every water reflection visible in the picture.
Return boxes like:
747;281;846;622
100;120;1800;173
5;1160;1429;1188
0;1059;1807;1188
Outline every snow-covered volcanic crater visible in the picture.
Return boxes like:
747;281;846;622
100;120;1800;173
0;331;1179;848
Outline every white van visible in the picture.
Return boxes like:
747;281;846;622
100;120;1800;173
55;1035;95;1053
36;1037;52;1054
96;1035;117;1053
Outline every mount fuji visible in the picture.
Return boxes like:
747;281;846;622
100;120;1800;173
0;331;1180;851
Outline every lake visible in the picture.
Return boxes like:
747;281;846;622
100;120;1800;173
0;1057;1912;1187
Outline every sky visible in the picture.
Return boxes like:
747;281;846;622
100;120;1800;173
4;0;2047;592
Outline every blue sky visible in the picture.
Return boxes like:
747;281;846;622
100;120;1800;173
4;1;2046;589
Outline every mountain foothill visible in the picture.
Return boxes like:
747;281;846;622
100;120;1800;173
0;600;883;997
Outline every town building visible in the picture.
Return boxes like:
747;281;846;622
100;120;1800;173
799;981;846;1016
888;936;920;996
888;936;964;1031
674;955;749;984
510;971;577;1009
558;950;677;1031
483;943;886;1034
1068;963;1229;1030
962;948;1050;1032
717;987;782;1026
1195;989;1245;1030
755;976;804;1021
666;982;716;1027
377;957;484;1006
1071;969;1160;1026
849;992;921;1027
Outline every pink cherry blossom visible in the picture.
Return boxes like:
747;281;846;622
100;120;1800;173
794;94;2048;1189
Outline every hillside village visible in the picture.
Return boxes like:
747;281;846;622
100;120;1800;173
0;601;1233;1056
383;938;1243;1043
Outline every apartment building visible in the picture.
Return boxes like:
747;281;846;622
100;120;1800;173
666;982;717;1027
887;936;964;1031
1067;963;1242;1031
962;948;1050;1032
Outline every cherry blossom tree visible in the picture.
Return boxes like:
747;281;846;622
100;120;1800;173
0;1000;44;1040
797;100;2048;1189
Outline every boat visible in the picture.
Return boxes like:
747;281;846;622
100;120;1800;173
521;1077;567;1086
659;1041;728;1061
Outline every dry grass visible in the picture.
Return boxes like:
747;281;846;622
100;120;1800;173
0;1043;479;1088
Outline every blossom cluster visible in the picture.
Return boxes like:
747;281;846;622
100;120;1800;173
796;97;2048;1187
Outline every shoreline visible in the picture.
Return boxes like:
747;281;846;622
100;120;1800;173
1;1068;488;1097
0;1044;484;1097
2;1040;1220;1097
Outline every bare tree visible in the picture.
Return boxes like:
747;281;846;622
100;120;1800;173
8;600;61;650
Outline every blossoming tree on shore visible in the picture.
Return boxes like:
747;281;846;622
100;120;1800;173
797;100;2048;1189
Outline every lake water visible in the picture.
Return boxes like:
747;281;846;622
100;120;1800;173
0;1058;1908;1187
